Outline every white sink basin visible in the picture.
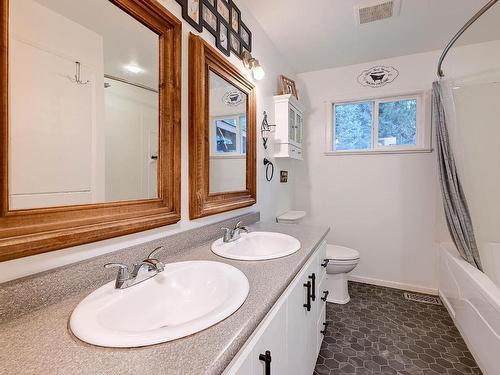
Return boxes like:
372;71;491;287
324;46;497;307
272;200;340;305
211;231;301;261
70;261;249;348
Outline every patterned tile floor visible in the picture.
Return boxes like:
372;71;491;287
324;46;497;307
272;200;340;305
314;282;482;375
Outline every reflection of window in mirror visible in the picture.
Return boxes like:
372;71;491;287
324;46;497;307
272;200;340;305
208;70;248;193
8;0;160;210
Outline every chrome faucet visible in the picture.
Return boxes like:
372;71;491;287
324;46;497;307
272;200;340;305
221;221;249;243
104;246;165;289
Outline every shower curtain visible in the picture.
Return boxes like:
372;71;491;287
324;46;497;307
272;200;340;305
432;81;483;271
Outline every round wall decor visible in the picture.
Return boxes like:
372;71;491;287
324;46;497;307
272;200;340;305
357;65;399;88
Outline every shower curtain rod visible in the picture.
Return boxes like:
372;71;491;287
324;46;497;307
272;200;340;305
104;74;158;93
437;0;499;78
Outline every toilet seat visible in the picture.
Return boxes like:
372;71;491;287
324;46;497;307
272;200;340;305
326;245;360;261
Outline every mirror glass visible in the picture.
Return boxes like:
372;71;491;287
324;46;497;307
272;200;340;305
8;0;160;210
209;71;247;193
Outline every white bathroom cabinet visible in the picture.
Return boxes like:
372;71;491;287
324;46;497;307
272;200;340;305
273;94;305;160
224;241;327;375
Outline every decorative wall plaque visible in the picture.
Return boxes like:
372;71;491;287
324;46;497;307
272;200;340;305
358;66;399;88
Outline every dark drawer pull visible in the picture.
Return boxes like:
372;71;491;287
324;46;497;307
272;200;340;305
259;350;272;375
309;273;316;301
321;259;329;268
321;290;329;302
303;280;311;311
320;322;329;335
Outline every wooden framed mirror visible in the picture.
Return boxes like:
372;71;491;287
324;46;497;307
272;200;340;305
0;0;181;261
188;34;256;219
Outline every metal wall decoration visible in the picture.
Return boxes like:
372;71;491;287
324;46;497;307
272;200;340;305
357;65;399;88
176;0;252;58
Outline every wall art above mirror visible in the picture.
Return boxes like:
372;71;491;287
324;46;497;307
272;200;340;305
175;0;252;58
0;0;182;261
189;34;256;219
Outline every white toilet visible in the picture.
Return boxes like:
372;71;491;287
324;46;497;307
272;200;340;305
324;244;360;304
276;210;306;224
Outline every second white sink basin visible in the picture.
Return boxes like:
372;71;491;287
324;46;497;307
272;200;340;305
211;231;301;261
70;261;249;348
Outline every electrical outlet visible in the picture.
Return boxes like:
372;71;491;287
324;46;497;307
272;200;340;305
280;170;288;183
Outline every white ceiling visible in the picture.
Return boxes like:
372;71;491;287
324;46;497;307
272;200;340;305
33;0;159;88
240;0;500;73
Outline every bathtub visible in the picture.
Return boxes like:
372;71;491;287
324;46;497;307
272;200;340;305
439;243;500;375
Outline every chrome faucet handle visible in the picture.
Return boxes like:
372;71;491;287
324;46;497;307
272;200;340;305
221;227;232;242
148;246;164;260
104;262;128;271
234;221;249;233
104;263;129;288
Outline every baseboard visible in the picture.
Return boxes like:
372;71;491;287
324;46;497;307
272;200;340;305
348;275;438;295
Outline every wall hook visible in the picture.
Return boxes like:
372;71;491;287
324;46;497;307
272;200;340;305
71;61;90;85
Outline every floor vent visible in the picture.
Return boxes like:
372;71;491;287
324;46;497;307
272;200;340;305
403;292;442;305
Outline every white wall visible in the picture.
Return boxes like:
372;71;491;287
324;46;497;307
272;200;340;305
0;0;296;282
295;40;500;293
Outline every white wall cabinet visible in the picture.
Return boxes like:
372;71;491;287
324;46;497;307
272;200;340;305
273;94;305;160
225;241;327;375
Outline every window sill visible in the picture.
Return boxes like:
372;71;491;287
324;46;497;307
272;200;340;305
210;154;246;159
324;148;433;156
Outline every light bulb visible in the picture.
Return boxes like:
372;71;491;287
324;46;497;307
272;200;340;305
252;65;265;81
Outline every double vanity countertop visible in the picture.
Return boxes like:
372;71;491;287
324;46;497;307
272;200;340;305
0;221;329;375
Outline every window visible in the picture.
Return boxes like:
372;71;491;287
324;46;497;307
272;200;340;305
211;115;247;156
328;93;429;154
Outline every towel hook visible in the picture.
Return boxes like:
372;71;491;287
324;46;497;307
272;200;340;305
71;61;90;85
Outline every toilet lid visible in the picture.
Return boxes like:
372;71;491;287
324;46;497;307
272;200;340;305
326;245;360;260
276;211;306;221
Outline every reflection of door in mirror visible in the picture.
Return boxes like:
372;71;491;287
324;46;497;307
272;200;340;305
8;0;159;210
209;71;247;193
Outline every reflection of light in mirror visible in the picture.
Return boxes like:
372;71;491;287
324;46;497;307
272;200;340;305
124;64;144;74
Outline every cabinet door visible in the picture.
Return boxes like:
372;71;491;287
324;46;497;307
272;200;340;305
288;107;296;143
287;260;317;375
295;112;303;145
251;302;288;375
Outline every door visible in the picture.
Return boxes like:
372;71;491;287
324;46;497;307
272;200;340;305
251;302;288;375
287;259;317;375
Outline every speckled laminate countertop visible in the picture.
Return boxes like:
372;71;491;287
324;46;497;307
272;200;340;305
0;222;329;375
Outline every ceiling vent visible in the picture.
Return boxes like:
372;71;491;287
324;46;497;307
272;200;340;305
355;0;401;25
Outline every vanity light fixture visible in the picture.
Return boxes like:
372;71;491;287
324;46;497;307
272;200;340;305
242;50;265;81
261;111;276;150
124;64;144;74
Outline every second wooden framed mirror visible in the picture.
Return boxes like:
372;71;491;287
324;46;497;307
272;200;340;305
188;34;256;219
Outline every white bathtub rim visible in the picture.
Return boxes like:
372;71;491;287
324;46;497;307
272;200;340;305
439;242;500;313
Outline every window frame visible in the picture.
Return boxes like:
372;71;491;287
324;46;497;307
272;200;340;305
210;114;247;158
326;91;432;155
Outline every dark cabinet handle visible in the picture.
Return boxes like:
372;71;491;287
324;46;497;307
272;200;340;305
303;281;311;311
321;259;329;268
309;273;316;301
259;350;272;375
150;155;158;160
320;322;329;335
321;290;329;302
